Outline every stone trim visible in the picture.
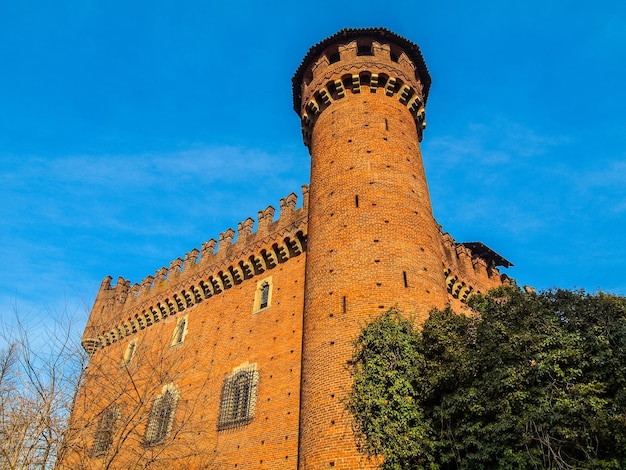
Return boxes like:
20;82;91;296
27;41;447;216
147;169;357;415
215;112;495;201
299;69;426;147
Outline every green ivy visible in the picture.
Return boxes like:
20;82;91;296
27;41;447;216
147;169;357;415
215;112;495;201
347;288;626;469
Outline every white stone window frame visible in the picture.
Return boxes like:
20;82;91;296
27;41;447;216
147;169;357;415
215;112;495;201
144;383;179;447
121;339;138;367
170;314;189;347
253;276;273;313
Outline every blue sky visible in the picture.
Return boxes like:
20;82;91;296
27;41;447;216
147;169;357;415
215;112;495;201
1;1;625;327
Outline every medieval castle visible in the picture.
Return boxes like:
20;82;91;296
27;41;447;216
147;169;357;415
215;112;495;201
62;28;512;469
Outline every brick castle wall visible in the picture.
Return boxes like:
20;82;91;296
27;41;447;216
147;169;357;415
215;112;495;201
62;28;512;470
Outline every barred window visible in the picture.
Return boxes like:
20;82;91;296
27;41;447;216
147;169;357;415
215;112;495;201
218;365;260;430
91;406;120;457
145;384;179;446
170;315;188;346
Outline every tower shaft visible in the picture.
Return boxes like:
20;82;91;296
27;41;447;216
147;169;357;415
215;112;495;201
293;29;448;468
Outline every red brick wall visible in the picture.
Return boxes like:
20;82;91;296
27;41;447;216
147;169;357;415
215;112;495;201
65;252;305;469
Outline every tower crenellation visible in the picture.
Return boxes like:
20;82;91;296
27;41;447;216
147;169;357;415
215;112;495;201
237;217;254;242
293;28;431;151
218;228;236;253
183;248;200;272
257;206;275;233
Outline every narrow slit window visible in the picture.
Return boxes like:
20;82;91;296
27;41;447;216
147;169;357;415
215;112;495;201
403;271;408;288
355;195;359;208
342;296;347;314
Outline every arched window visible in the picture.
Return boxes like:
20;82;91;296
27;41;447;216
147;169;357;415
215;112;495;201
259;282;270;309
92;406;120;457
218;365;260;430
121;339;137;366
253;277;272;312
145;384;179;446
170;315;188;346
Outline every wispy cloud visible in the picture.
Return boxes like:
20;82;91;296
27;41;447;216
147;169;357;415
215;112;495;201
424;118;573;238
425;117;570;168
0;145;310;322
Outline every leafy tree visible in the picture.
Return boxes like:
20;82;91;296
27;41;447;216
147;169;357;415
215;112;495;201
348;288;626;469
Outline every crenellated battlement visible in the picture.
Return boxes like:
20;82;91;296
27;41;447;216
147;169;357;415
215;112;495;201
438;228;513;308
82;185;309;354
293;28;431;148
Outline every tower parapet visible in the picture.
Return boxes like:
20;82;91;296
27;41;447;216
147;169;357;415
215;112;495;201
293;27;431;149
439;229;514;311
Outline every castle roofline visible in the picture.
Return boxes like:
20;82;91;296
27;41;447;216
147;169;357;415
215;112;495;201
459;242;514;268
292;27;432;113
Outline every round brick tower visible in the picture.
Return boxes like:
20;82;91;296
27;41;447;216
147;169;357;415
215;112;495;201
293;29;449;468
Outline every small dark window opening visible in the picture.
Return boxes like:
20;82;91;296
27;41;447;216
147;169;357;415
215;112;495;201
357;44;373;56
403;271;408;288
390;51;399;63
327;81;338;99
385;118;389;131
328;51;340;64
355;195;359;208
259;282;270;309
342;296;347;314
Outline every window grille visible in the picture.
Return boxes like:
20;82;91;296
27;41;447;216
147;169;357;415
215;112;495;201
218;366;260;430
259;282;270;309
144;386;178;446
91;406;120;457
